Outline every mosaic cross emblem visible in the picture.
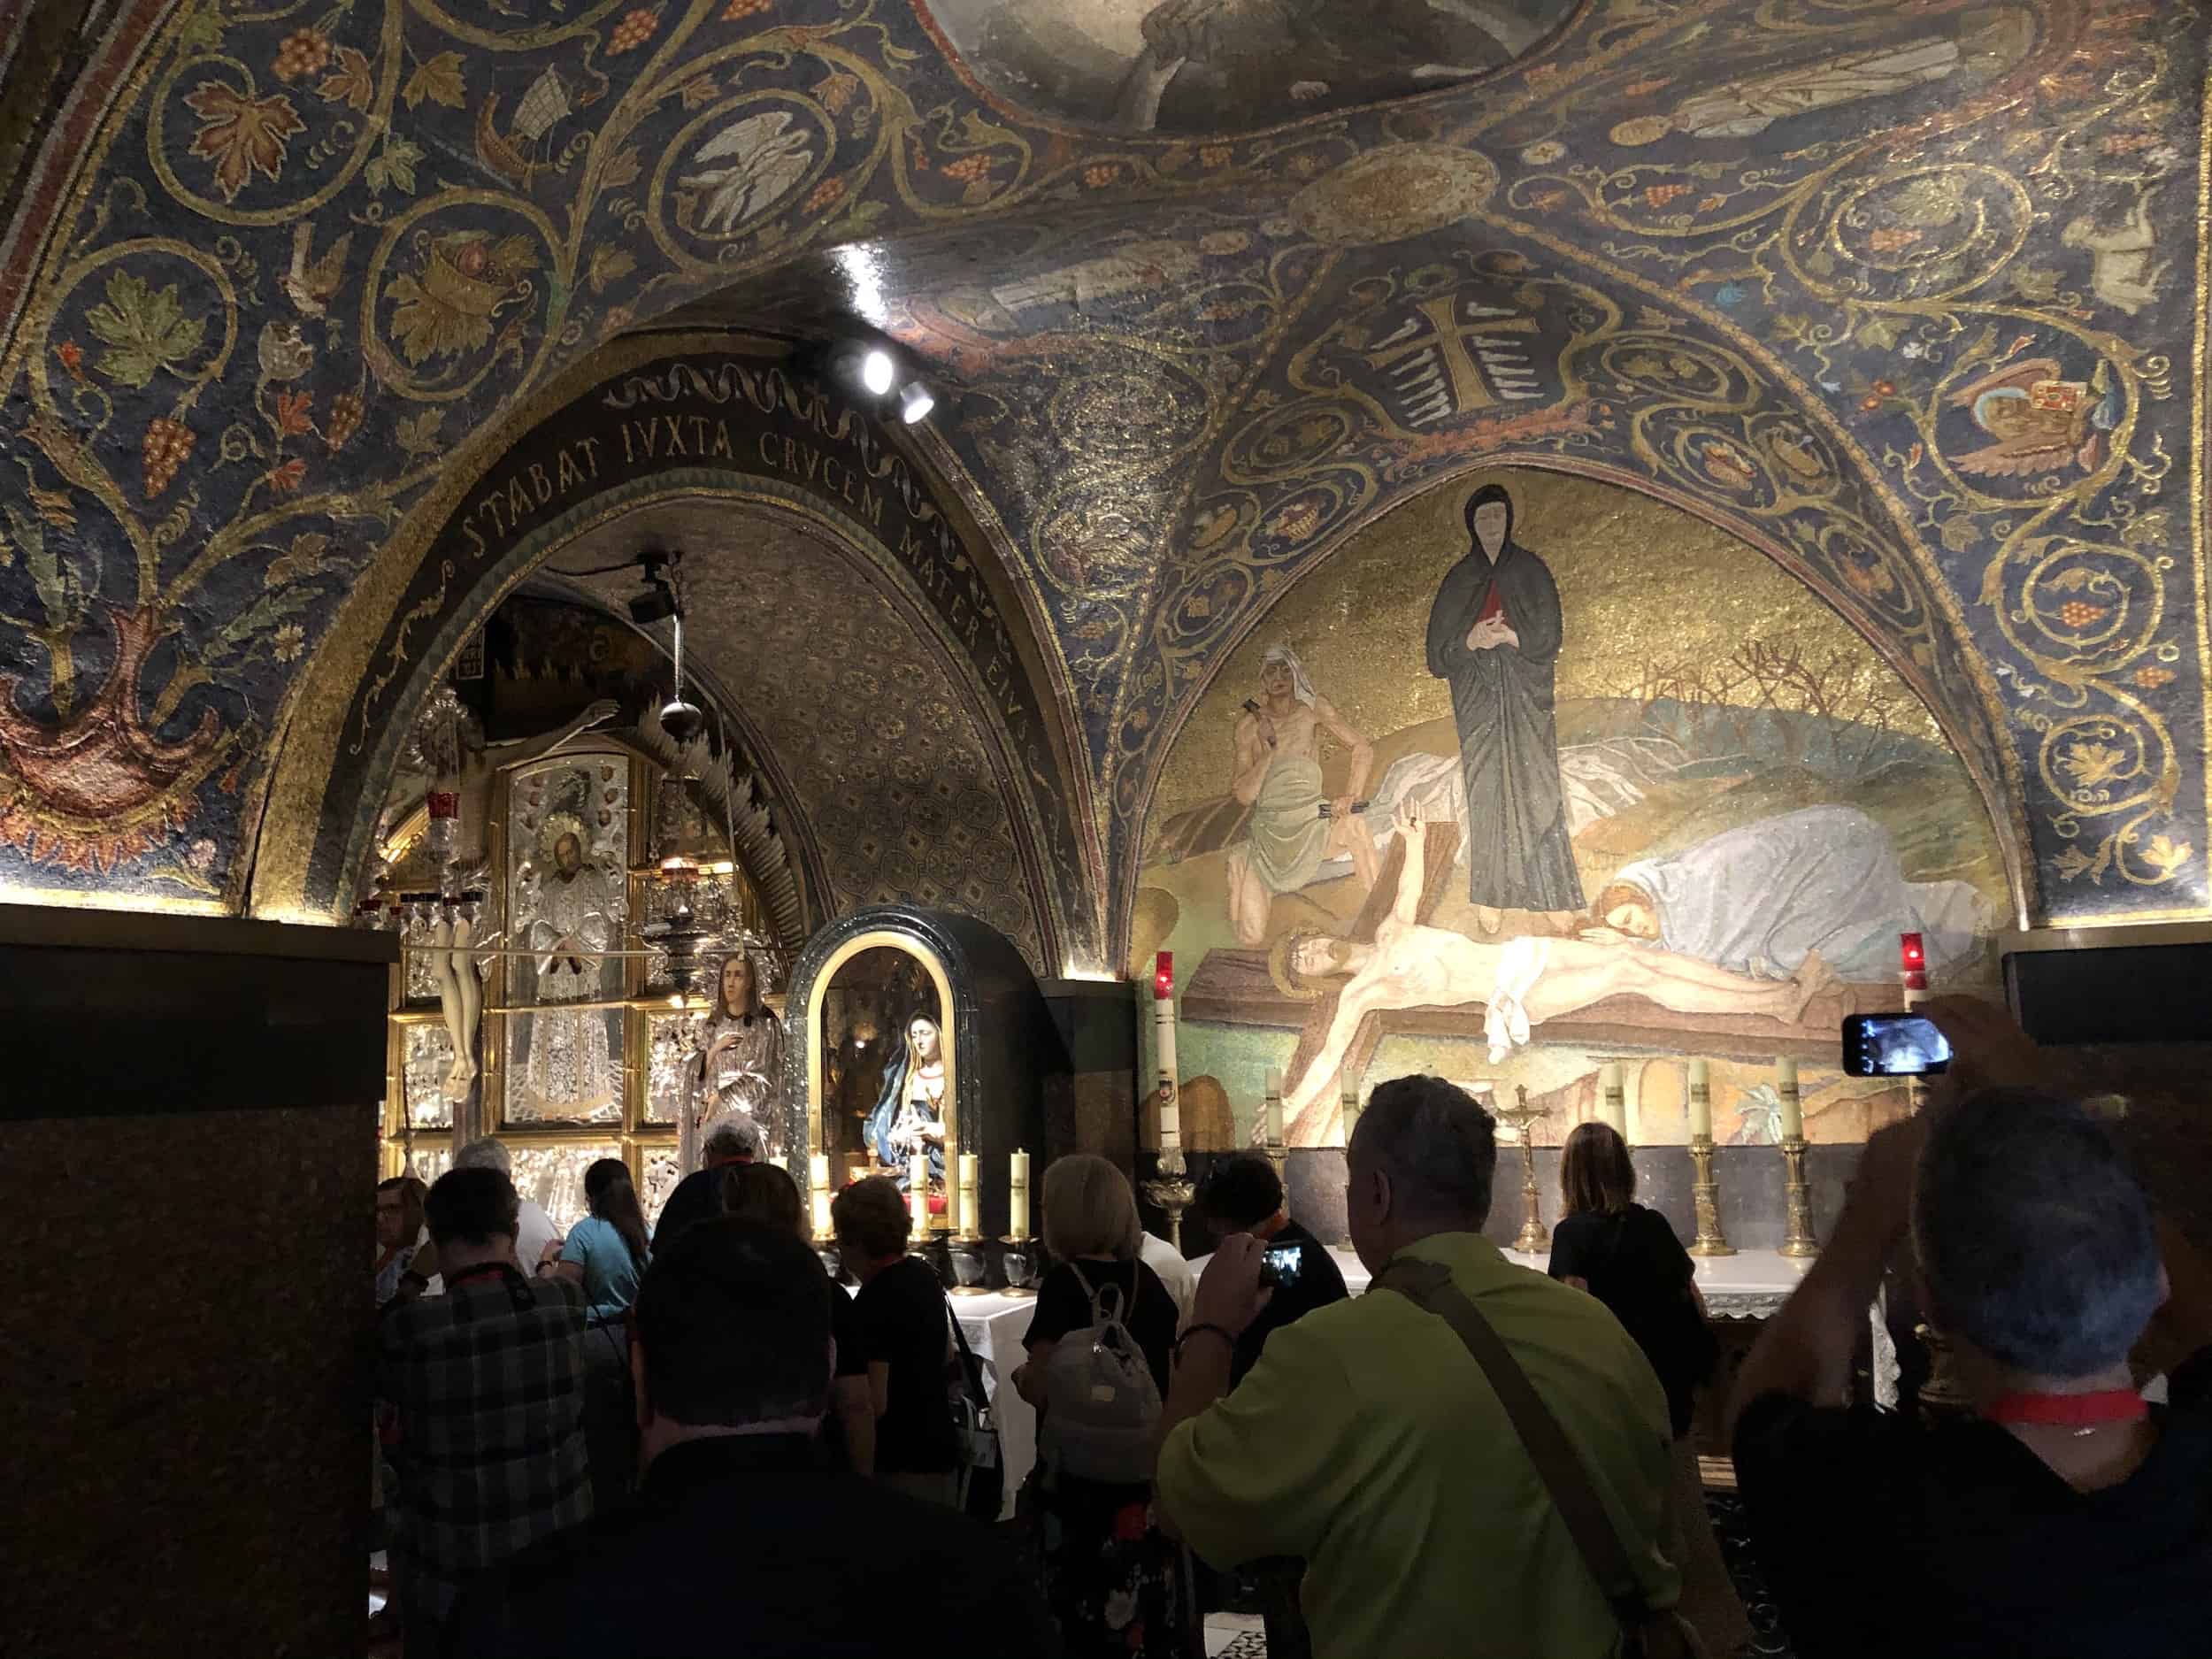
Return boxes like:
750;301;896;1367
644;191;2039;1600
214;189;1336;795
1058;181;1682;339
1358;296;1543;425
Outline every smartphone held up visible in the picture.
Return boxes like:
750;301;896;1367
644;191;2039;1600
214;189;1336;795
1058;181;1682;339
1841;1013;1951;1078
1256;1242;1304;1291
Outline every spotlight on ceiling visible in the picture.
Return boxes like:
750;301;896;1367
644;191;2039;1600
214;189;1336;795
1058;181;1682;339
898;380;935;425
627;547;680;625
860;348;896;396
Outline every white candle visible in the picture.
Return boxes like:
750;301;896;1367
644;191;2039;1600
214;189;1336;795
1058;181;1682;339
1010;1148;1030;1239
1777;1057;1802;1140
808;1153;831;1239
1687;1060;1711;1141
1266;1091;1286;1147
1154;991;1180;1148
910;1153;928;1233
1600;1064;1626;1135
958;1152;979;1236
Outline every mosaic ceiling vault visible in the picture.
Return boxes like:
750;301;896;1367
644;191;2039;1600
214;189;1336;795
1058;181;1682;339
549;501;1052;970
0;0;2206;958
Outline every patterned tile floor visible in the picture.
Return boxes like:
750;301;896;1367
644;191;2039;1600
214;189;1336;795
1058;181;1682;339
1204;1613;1269;1657
1707;1491;1799;1658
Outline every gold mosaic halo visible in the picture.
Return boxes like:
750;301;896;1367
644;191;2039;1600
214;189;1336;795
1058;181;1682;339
536;810;587;863
1267;929;1326;1003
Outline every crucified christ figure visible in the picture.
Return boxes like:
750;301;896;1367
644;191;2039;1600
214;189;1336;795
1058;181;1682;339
373;692;621;1092
1272;801;1838;1141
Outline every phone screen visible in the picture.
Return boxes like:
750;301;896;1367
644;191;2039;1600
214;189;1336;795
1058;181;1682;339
1263;1243;1303;1289
1843;1014;1952;1077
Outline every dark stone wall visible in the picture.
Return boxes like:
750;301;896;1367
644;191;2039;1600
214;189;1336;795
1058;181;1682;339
0;908;393;1659
1041;979;1139;1187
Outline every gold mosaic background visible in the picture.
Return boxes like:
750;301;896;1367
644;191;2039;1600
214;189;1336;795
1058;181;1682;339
1152;470;1946;831
1138;465;2006;1150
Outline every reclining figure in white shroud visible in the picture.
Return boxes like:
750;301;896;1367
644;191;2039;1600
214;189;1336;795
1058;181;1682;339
1272;801;1838;1140
1585;804;1986;985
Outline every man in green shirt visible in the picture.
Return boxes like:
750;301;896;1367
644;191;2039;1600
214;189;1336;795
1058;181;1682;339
1156;1074;1680;1658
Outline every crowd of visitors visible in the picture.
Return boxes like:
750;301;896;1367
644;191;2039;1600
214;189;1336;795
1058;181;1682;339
443;1218;1048;1656
369;996;2212;1659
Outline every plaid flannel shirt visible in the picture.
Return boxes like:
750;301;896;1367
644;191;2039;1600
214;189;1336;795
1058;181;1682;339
378;1263;593;1624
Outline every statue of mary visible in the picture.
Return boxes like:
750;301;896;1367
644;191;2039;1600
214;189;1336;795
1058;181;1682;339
680;948;785;1174
864;1013;948;1192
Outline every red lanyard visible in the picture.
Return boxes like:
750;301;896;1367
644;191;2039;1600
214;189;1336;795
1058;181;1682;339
1984;1389;2148;1428
445;1262;515;1291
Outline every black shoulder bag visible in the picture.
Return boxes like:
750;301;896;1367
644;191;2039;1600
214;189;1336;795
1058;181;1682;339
944;1295;1003;1522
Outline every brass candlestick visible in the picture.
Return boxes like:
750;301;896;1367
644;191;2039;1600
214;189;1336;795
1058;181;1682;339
1779;1136;1819;1257
1492;1086;1549;1256
1689;1134;1736;1256
1143;1143;1199;1254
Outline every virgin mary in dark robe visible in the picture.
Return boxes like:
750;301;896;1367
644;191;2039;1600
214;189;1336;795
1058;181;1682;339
1424;483;1586;914
863;1015;947;1192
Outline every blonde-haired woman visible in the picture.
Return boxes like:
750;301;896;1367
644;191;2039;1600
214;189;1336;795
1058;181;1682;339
1014;1155;1183;1659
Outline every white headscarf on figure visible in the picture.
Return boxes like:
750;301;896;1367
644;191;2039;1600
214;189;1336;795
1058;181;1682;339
1263;643;1317;707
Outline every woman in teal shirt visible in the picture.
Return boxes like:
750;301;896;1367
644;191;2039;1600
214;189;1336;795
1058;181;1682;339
548;1158;651;1508
549;1158;650;1324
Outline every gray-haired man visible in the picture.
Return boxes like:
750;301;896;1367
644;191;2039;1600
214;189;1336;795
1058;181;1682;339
409;1138;562;1294
649;1113;764;1249
1731;996;2212;1658
455;1136;563;1273
1156;1074;1678;1657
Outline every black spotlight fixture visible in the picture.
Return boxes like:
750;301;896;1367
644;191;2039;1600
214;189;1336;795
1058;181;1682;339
627;547;680;626
802;336;935;426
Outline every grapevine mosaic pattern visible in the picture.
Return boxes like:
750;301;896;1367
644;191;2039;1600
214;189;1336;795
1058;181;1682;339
0;0;2205;959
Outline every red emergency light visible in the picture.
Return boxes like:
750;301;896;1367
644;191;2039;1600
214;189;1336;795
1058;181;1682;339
1153;950;1174;1000
1900;932;1926;992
